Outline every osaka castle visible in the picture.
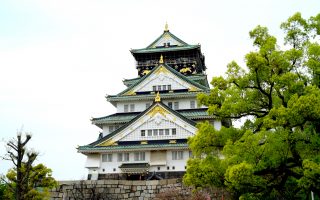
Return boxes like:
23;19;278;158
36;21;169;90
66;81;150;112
78;24;222;180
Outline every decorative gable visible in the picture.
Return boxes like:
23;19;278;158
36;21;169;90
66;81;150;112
122;64;203;95
150;32;184;48
96;103;196;147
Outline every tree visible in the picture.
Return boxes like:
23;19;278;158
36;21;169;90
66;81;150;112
184;12;320;199
1;132;57;200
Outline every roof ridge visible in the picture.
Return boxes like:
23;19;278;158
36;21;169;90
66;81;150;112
145;30;189;49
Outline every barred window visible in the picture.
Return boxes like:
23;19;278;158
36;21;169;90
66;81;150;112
172;128;176;135
190;101;195;109
124;104;129;112
174;102;179;110
102;154;112;162
172;151;183;160
134;152;145;161
141;130;145;137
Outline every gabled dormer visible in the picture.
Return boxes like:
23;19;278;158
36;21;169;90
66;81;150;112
130;23;206;77
118;60;209;96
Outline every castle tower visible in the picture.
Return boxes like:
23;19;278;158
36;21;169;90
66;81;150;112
78;24;220;180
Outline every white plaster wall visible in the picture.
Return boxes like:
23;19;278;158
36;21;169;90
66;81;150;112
95;150;190;174
85;154;101;168
98;151;151;174
116;98;205;113
213;120;222;130
119;113;196;142
116;100;152;113
136;74;189;92
166;150;190;171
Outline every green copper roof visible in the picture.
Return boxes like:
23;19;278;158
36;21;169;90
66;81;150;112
146;30;189;48
92;108;214;125
107;91;206;102
78;143;189;153
130;30;199;54
131;45;200;54
115;63;209;97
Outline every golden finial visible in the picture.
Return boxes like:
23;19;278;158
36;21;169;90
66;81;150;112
155;92;161;102
159;54;164;64
165;22;169;31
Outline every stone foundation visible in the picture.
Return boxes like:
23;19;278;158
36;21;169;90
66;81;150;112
50;179;230;200
96;171;185;180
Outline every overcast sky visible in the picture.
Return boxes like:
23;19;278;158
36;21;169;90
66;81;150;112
0;0;319;180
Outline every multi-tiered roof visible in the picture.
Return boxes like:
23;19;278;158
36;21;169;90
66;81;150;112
78;24;215;179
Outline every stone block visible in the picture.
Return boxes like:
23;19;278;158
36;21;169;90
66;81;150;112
167;179;177;184
146;180;159;186
124;185;130;189
132;180;146;185
115;188;121;193
135;191;141;196
159;179;167;185
104;179;119;185
97;180;104;185
137;186;142;190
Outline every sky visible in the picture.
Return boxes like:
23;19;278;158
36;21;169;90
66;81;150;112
0;0;319;180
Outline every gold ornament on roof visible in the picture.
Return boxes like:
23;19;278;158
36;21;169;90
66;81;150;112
159;55;164;64
155;92;161;102
165;22;169;31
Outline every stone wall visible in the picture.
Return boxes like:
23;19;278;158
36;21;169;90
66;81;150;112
50;179;230;200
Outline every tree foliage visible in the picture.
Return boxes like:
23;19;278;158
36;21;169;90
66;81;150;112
184;12;320;199
1;132;57;200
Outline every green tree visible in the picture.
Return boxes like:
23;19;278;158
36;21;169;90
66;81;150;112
184;12;320;199
1;132;57;200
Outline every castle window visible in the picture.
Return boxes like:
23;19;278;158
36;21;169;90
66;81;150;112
117;153;122;162
168;85;171;90
118;153;129;162
159;129;164;136
130;104;135;112
158;85;162;91
168;102;173;108
153;129;158;136
134;152;145;161
190;100;195;109
141;130;145;137
172;128;176;135
153;86;157;91
124;104;129;112
174;102;179;110
162;85;167;90
102;154;112;162
109;126;114;133
148;130;152;136
124;153;129;161
172;151;183;160
165;129;170;135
